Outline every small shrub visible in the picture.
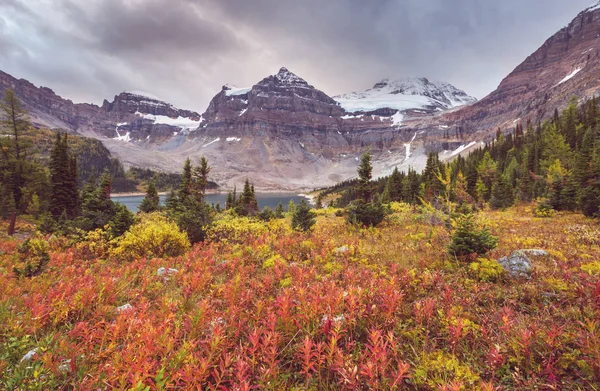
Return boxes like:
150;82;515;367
566;225;600;245
112;213;190;261
74;228;113;260
258;207;275;222
534;199;556;218
469;258;505;282
448;214;498;259
12;237;50;277
347;200;386;227
581;262;600;276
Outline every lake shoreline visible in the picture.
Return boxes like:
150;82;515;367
110;192;313;212
111;190;316;197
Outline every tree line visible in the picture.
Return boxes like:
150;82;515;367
336;96;600;220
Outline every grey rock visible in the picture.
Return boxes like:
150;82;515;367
157;267;178;277
497;250;534;278
58;359;71;373
334;246;349;254
20;348;38;362
116;303;133;313
520;249;549;257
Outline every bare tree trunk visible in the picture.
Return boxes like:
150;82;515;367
7;212;16;236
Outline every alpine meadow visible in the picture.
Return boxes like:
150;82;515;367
2;1;600;390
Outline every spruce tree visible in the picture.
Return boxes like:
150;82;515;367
49;133;79;219
292;199;316;232
357;152;373;201
275;202;285;218
139;182;160;213
0;89;37;233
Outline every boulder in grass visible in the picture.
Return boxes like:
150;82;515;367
497;250;534;279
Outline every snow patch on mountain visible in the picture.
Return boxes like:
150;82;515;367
555;68;582;86
224;84;252;96
136;112;201;130
334;78;477;113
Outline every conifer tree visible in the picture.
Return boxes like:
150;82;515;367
275;202;285;218
0;90;47;234
357;152;373;201
49;133;79;218
237;178;258;216
388;167;404;201
292;199;316;232
490;175;514;210
139;182;160;213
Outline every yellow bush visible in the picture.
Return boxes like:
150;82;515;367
111;213;190;261
207;216;268;244
414;351;480;389
581;262;600;276
469;258;505;282
74;228;112;260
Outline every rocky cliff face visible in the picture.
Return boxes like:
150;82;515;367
440;2;600;139
0;71;201;145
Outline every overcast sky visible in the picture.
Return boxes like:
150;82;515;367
0;0;594;111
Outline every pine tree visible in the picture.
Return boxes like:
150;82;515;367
291;199;316;232
237;178;258;216
191;157;210;200
0;89;36;234
109;202;134;237
357;152;373;201
315;193;324;209
179;158;192;201
167;158;214;243
288;200;296;215
275;202;285;218
490;175;514;210
139;182;160;213
49;133;79;219
422;152;443;200
388;167;404;202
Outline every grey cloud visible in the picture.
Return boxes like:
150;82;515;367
0;0;594;111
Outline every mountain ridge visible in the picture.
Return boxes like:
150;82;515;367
2;3;600;190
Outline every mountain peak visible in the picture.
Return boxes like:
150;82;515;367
273;67;308;86
123;90;163;102
335;77;476;113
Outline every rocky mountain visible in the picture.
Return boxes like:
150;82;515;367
0;71;201;145
3;3;600;190
168;67;478;188
334;78;477;115
439;2;600;140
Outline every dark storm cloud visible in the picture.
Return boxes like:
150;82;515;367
0;0;594;111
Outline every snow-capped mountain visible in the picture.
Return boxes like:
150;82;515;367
334;78;477;114
5;0;600;191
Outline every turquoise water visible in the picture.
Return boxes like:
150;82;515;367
111;193;309;213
